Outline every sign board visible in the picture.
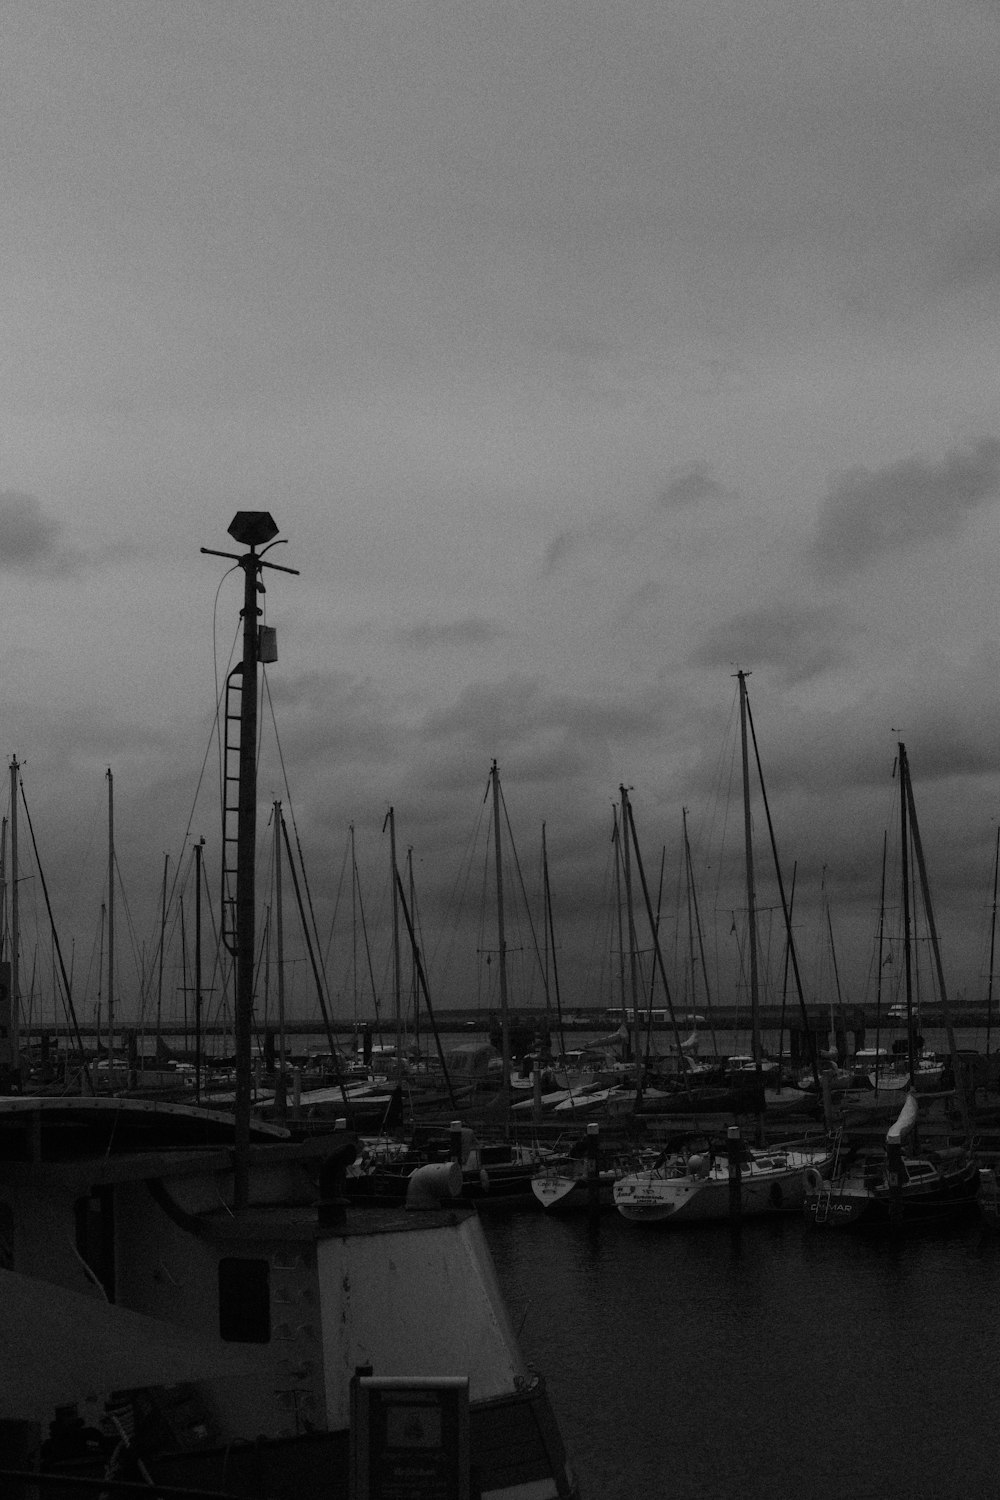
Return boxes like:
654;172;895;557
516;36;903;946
351;1376;469;1500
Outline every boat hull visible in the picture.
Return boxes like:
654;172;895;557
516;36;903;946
532;1168;618;1212
804;1154;981;1230
615;1147;833;1224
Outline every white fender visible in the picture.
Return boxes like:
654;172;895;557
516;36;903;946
405;1160;464;1210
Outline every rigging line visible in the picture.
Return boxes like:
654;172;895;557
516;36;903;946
280;810;348;1100
163;620;242;953
987;826;999;1057
19;780;91;1091
112;838;168;1027
622;794;686;1065
744;687;819;1088
685;811;719;1056
323;830;352;974
642;845;667;1066
542;825;567;1058
211;564;241;830
901;748;972;1142
394;866;458;1108
427;794;487;975
261;670;334;1012
497;776;548;999
352;846;382;1025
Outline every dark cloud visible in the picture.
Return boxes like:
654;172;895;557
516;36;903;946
690;602;852;683
938;181;1000;288
0;492;128;575
810;438;1000;576
0;493;69;573
422;674;663;765
395;617;503;650
541;529;578;576
659;462;731;511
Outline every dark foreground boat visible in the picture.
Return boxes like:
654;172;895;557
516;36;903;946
0;1094;578;1499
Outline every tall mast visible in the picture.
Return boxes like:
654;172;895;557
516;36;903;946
542;822;567;1059
489;760;511;1095
194;836;204;1104
898;742;915;1088
986;826;999;1058
874;829;887;1088
619;785;642;1084
350;823;358;1027
612;808;626;1016
683;807;697;1014
274;805;286;1083
407;846;419;1051
156;854;168;1049
201;512;297;1210
106;767;115;1077
384;805;403;1072
737;671;762;1072
902;744;972;1142
9;758;19;1073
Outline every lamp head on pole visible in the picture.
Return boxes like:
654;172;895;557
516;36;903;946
228;511;279;549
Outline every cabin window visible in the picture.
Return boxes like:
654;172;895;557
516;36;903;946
74;1188;115;1299
218;1256;271;1343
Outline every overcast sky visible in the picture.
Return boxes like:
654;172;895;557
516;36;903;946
2;1;999;1041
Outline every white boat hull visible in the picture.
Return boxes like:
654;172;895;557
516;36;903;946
614;1146;834;1224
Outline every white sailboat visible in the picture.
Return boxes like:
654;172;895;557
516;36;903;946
614;671;834;1224
615;1138;835;1223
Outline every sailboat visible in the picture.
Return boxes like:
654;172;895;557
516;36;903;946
803;741;980;1231
613;672;835;1225
1;514;579;1500
803;1088;979;1229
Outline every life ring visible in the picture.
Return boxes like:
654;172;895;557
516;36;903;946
803;1166;823;1194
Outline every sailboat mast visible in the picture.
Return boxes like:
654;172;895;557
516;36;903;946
542;822;567;1059
490;760;511;1095
350;823;358;1027
194;836;204;1103
898;742;916;1087
273;805;286;1080
385;805;403;1073
619;785;642;1077
986;826;999;1058
107;767;114;1074
901;745;972;1143
874;829;887;1087
612;809;627;1017
407;846;419;1050
156;853;168;1049
737;671;762;1071
683;807;697;1014
9;758;19;1072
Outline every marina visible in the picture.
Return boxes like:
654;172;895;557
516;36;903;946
1;523;999;1497
4;7;1000;1498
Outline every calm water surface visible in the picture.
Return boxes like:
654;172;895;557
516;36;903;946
482;1210;1000;1500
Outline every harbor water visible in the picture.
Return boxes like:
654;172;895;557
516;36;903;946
482;1209;1000;1500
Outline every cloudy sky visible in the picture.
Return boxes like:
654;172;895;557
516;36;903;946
2;1;1000;1042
